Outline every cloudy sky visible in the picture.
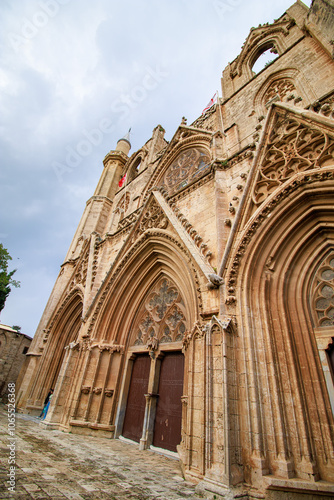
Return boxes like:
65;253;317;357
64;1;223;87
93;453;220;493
0;0;311;336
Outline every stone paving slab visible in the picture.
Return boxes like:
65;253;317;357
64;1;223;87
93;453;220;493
0;405;206;499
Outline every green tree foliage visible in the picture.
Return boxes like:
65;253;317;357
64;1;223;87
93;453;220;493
0;243;20;314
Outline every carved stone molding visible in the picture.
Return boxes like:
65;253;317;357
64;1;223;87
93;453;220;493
310;92;334;121
182;321;208;350
227;168;334;291
311;252;334;327
191;104;217;130
208;315;236;334
263;79;296;107
89;343;124;354
104;389;114;397
43;288;84;342
155;187;214;263
117;208;142;231
81;386;90;394
79;336;91;352
91;239;101;290
69;252;89;291
86;230;203;336
181;395;188;406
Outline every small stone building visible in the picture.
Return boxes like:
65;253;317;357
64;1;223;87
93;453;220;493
17;1;334;498
0;324;32;402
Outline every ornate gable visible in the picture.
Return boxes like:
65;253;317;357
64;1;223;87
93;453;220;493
230;15;296;79
107;190;214;278
242;103;334;223
222;104;334;300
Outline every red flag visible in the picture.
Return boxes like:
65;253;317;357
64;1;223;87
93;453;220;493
118;173;127;188
202;92;217;115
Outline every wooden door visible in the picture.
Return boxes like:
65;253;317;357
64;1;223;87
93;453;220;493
153;352;184;452
122;354;150;442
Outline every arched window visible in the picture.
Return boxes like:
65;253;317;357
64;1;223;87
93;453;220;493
133;156;141;173
312;252;334;327
160;147;211;196
128;156;143;182
132;277;187;347
251;44;279;75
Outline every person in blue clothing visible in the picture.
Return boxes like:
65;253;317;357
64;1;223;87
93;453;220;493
39;389;53;419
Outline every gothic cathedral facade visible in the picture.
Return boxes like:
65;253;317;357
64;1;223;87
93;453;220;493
17;1;334;498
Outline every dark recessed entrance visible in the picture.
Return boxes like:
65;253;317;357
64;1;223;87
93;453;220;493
153;351;184;452
122;354;150;442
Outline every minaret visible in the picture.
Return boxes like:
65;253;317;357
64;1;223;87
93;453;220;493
115;129;131;155
94;130;131;199
65;133;131;260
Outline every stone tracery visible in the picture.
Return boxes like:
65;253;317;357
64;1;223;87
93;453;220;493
263;79;296;105
160;147;211;196
133;277;186;346
138;198;168;234
312;252;334;327
252;114;334;204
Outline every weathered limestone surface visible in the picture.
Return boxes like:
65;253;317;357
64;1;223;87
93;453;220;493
16;1;334;499
0;325;31;402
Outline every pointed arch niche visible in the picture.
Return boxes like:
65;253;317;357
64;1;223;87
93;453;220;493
27;291;83;411
253;69;314;115
233;179;334;485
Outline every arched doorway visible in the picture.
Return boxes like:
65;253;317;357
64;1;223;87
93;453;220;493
26;292;83;413
119;276;186;452
234;182;334;483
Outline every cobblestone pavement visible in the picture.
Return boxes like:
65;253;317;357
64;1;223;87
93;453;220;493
0;405;207;499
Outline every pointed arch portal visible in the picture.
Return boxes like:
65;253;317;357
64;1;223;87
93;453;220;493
85;233;201;453
234;180;334;482
117;275;187;452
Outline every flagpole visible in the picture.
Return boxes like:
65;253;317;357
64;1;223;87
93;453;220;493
122;128;131;216
216;89;225;136
123;170;128;216
216;89;228;160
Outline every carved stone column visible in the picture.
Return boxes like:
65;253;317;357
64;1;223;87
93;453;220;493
139;393;159;450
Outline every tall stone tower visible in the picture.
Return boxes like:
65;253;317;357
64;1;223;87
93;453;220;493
17;1;334;498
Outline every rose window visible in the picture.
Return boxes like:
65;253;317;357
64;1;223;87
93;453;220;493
160;148;211;196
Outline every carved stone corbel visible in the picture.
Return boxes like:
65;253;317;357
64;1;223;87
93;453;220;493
104;389;114;398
